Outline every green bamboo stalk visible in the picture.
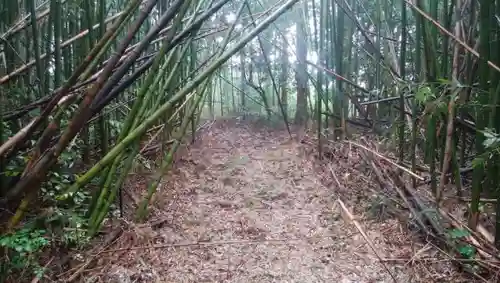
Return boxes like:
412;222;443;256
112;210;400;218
336;1;345;138
426;114;437;196
470;0;492;230
89;149;136;235
97;0;108;156
294;0;308;125
61;0;301;200
87;0;199;227
315;0;323;153
411;3;422;188
398;0;407;163
244;0;290;133
494;0;500;249
28;0;44;96
136;81;209;221
0;0;141;159
54;0;62;88
42;0;54;97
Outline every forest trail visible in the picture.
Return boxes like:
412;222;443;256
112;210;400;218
98;120;437;282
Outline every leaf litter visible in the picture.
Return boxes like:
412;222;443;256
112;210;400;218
70;119;466;283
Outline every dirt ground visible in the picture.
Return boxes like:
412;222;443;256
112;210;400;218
75;119;462;283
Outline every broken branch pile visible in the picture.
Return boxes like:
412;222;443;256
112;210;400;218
353;137;500;281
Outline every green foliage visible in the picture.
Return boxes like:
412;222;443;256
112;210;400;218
4;155;26;177
0;228;49;280
0;117;91;279
458;245;476;259
0;121;12;140
0;209;89;279
471;128;500;169
44;208;90;247
415;85;434;105
445;228;476;259
481;128;500;149
447;228;470;239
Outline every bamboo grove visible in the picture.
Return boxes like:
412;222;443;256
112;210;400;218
0;0;500;279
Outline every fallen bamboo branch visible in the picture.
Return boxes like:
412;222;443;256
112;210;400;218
360;150;429;232
327;164;345;191
363;149;500;277
348;140;424;180
139;125;165;154
457;197;497;203
335;199;398;283
442;212;497;258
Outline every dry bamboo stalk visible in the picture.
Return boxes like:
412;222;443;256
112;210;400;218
0;120;35;156
328;164;344;190
1;8;219;85
359;150;429;231
405;0;500;74
139;125;165;154
437;97;456;204
477;224;494;244
335;199;398;283
0;89;79;157
348;140;424;180
404;244;432;266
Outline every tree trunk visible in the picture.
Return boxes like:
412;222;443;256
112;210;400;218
280;41;288;115
294;4;308;124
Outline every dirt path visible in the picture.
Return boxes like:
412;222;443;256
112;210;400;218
105;121;430;282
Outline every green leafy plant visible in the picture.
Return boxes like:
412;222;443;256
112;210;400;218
0;228;50;280
471;128;500;172
446;228;476;259
43;208;90;247
415;85;434;105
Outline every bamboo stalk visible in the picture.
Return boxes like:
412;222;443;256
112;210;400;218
405;0;500;74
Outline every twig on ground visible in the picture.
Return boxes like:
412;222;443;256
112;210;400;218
348;141;424;180
65;228;123;282
425;239;492;283
30;257;54;283
381;257;500;265
359;150;429;232
139;124;165;154
457;197;497;203
335;199;399;283
328;164;344;191
98;232;360;254
404;244;432;267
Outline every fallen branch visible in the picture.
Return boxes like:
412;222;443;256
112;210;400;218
359;150;430;232
358;139;500;279
348;140;424;180
65;228;123;282
99;232;360;253
335;199;398;283
327;164;345;192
